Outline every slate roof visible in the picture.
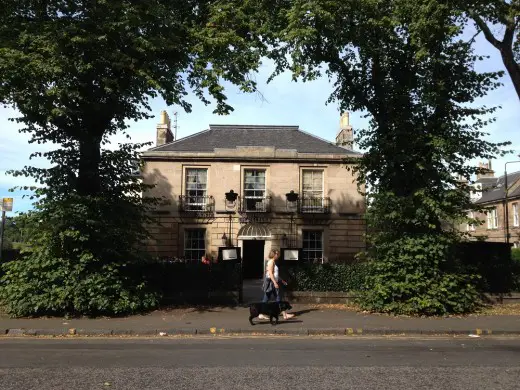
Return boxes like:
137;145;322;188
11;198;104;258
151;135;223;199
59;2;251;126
148;124;359;155
474;171;520;204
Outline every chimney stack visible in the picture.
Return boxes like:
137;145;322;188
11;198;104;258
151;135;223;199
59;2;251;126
476;160;495;180
336;112;354;150
156;110;174;146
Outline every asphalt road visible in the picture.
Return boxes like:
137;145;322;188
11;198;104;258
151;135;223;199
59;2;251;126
1;337;520;390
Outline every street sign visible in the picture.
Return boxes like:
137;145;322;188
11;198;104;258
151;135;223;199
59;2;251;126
1;198;13;212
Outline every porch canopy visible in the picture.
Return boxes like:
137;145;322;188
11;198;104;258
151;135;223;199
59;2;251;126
237;223;272;240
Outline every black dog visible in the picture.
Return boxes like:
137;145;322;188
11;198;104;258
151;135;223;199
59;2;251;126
249;301;292;325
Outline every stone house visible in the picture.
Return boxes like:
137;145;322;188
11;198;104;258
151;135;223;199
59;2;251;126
464;162;520;248
140;111;366;278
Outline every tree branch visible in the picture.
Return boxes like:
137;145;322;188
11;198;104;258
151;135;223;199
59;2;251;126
468;9;502;49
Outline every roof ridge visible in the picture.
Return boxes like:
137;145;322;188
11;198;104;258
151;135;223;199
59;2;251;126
209;124;299;130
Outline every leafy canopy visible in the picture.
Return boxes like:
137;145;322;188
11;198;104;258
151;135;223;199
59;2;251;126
242;0;510;314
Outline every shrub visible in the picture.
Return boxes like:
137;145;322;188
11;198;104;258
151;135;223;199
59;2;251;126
285;262;370;292
0;197;160;318
512;248;520;263
358;233;482;316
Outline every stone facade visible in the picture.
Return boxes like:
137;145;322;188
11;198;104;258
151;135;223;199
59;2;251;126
463;163;520;248
141;113;366;277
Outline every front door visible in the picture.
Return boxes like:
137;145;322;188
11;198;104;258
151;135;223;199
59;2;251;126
242;240;265;279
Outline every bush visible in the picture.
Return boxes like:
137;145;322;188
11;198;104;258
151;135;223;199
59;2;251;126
358;233;482;316
512;248;520;263
285;262;370;292
0;197;160;318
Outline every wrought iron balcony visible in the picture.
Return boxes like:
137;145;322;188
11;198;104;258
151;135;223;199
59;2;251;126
299;197;331;214
240;196;271;213
178;195;215;212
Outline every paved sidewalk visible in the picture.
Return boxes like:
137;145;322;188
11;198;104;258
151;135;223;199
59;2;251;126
2;304;520;337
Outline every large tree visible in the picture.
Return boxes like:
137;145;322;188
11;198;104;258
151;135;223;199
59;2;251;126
252;0;509;314
0;0;263;196
0;1;264;316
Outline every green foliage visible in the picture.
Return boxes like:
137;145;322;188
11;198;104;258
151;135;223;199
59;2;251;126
0;1;265;196
238;0;511;315
0;143;160;317
360;234;482;315
512;248;520;263
286;263;370;292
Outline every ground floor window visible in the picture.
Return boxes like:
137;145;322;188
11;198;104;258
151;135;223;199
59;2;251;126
184;229;206;261
302;230;323;263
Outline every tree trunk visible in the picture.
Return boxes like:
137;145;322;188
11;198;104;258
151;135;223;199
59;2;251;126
78;135;102;196
500;47;520;102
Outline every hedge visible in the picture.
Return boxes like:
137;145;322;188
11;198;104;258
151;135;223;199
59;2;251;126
285;263;370;292
141;260;241;297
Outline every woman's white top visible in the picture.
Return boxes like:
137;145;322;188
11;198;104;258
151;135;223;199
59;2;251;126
265;259;279;281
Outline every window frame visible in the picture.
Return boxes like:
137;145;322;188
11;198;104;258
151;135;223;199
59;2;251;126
513;203;519;227
487;207;498;229
467;211;476;232
183;228;206;262
184;167;208;211
301;169;325;212
242;168;267;211
302;230;323;263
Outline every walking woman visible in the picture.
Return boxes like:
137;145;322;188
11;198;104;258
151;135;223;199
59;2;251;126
259;249;294;320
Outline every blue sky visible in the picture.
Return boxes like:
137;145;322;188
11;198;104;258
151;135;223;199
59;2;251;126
1;32;519;214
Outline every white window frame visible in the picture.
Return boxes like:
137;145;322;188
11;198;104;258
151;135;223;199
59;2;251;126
301;169;324;212
487;208;498;229
183;228;206;262
302;230;323;263
243;169;266;211
185;168;208;211
467;211;476;232
513;203;519;227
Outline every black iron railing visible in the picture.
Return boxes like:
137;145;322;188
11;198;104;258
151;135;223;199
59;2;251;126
178;195;215;212
240;196;271;213
299;197;331;214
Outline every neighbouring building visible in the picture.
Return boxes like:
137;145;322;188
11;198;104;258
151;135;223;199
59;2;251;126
140;111;366;278
464;161;520;248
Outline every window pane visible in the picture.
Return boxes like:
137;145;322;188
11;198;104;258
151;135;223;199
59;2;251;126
302;230;323;263
184;229;206;261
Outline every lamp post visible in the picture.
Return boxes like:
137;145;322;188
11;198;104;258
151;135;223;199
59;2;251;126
504;160;520;244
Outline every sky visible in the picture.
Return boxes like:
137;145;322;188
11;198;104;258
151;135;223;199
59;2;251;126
1;31;519;214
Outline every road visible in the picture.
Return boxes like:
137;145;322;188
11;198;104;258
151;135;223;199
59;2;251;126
1;336;519;389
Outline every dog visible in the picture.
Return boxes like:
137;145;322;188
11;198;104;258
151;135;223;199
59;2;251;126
248;301;292;325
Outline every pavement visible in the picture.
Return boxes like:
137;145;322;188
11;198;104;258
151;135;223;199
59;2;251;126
2;303;520;337
2;280;520;337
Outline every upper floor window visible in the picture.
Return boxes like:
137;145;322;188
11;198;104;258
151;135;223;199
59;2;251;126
185;168;207;210
487;208;498;229
467;211;476;232
513;203;519;227
243;169;266;211
302;169;324;212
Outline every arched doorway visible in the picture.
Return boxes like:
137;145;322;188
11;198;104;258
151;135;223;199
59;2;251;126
238;223;272;279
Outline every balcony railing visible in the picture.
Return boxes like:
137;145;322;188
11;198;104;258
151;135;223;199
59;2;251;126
299;197;331;214
240;196;271;213
178;195;215;212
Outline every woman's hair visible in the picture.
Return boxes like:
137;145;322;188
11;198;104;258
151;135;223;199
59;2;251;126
268;249;278;259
